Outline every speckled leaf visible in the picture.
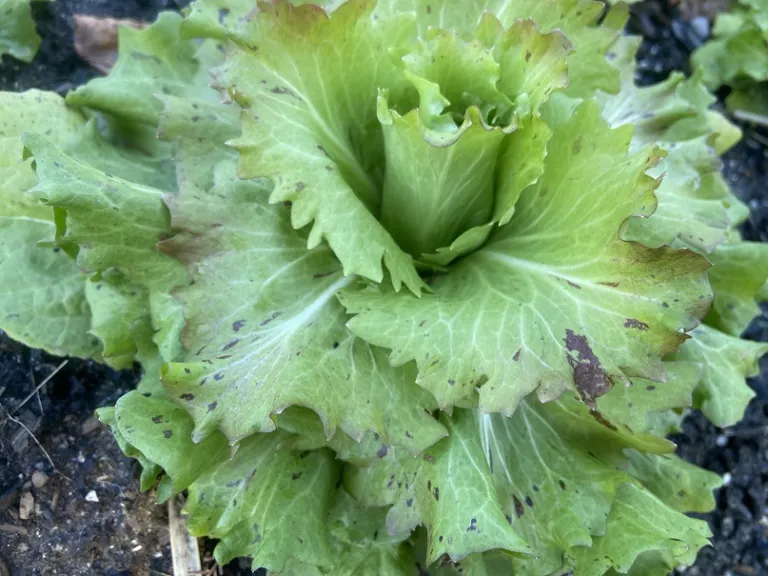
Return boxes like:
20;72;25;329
22;131;190;359
66;12;216;126
571;483;712;576
671;325;768;427
600;36;749;254
279;491;414;576
223;0;424;293
622;137;748;254
96;406;162;492
347;387;715;576
624;451;722;514
0;0;44;63
109;391;339;572
0;91;101;359
341;99;712;415
157;95;446;453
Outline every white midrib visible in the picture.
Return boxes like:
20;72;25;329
227;275;355;373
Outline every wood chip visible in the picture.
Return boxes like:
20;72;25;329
168;497;202;576
73;15;147;74
80;416;101;435
0;524;27;536
18;492;34;520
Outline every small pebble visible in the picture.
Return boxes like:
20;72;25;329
716;434;728;447
18;492;34;520
31;471;49;489
85;490;99;503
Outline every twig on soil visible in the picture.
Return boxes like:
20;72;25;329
11;360;68;415
1;411;71;482
169;496;203;576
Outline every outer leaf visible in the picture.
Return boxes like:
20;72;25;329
0;0;43;63
157;95;446;453
622;137;747;254
671;324;768;427
223;0;424;293
66;12;213;126
0;91;102;359
704;240;768;336
22;132;191;358
341;99;712;415
347;384;715;576
600;36;749;253
571;483;712;576
280;491;415;576
110;391;339;572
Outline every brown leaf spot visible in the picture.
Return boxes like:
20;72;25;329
151;415;164;424
466;517;477;532
433;487;439;501
207;402;218;412
589;410;618;431
564;329;612;408
260;312;281;326
623;318;649;331
513;495;524;517
179;393;195;401
162;429;173;439
223;339;240;351
232;319;246;332
292;472;302;480
376;444;389;458
598;281;619;287
513;348;521;362
572;136;582;155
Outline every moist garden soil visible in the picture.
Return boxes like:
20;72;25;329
0;1;766;575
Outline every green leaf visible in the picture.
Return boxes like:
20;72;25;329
704;240;768;336
110;391;340;572
341;99;712;415
223;0;424;293
374;0;626;97
22;131;190;359
96;406;162;491
347;388;714;576
157;94;446;453
378;18;568;260
280;491;415;576
622;136;747;254
671;324;768;427
378;104;508;256
0;0;43;63
0;91;102;359
624;451;722;514
66;12;215;126
571;483;712;576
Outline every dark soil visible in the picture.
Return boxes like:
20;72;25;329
0;1;766;575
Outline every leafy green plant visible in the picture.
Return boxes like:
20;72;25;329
1;1;767;574
692;0;768;126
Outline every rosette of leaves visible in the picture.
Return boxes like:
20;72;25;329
1;1;767;574
692;0;768;126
